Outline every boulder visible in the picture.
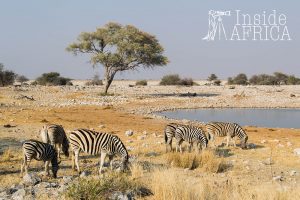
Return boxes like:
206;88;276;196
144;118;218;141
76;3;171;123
125;130;134;137
293;148;300;156
23;173;41;186
11;189;26;200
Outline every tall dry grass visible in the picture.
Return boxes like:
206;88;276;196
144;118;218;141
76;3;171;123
165;150;227;172
149;169;300;200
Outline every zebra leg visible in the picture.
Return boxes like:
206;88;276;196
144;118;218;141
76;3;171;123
166;138;172;152
20;156;26;176
179;140;184;153
175;139;180;153
188;143;193;153
74;149;81;173
210;134;216;148
232;137;236;147
108;155;114;170
44;161;50;176
226;135;230;147
99;152;107;174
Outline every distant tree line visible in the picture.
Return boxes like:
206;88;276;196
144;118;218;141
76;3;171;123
228;72;300;85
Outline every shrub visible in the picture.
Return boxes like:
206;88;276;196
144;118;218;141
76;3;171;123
227;73;248;85
160;74;181;85
207;74;218;81
287;75;300;85
274;72;289;85
85;74;103;86
178;78;194;86
0;64;17;86
65;172;146;200
249;74;277;85
36;72;71;86
136;80;147;86
213;80;221;86
160;74;195;86
16;75;29;83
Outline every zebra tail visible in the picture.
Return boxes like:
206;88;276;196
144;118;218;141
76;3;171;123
164;129;168;144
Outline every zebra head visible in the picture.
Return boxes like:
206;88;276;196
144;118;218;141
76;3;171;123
62;137;70;157
240;135;248;149
51;150;59;178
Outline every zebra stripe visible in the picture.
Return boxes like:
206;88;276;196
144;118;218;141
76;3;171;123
164;123;180;152
21;140;58;178
69;129;129;174
205;122;248;149
174;125;208;153
40;124;69;159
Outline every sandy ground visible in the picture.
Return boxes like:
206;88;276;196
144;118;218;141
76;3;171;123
0;81;300;198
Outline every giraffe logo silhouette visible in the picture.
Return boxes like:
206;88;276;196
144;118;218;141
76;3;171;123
203;10;231;41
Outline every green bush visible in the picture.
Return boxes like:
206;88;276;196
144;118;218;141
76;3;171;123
36;72;71;86
178;78;194;86
207;74;218;81
227;73;248;85
0;63;17;86
249;74;277;85
213;80;221;86
65;173;145;200
160;74;181;85
287;75;300;85
160;74;195;86
136;80;147;86
16;75;29;83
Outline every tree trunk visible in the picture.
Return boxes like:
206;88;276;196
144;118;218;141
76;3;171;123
104;67;116;94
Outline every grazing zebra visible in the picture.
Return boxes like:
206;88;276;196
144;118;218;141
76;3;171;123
40;124;69;161
205;122;248;149
21;140;59;178
174;125;208;153
164;123;180;152
69;129;129;174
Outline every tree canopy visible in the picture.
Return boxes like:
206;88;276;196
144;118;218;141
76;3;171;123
67;22;168;93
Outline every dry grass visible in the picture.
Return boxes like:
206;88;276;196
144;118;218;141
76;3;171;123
1;148;22;162
149;169;300;200
165;150;227;172
65;172;146;200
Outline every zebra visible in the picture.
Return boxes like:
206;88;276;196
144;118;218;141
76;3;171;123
69;129;129;174
40;124;69;162
174;125;208;153
21;140;59;178
164;123;180;152
205;122;248;149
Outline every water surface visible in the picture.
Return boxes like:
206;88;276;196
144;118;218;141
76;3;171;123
158;108;300;128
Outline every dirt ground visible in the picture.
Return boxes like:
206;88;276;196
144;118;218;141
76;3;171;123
0;82;300;199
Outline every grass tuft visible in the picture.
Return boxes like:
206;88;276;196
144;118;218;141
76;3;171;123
65;172;148;200
165;150;228;172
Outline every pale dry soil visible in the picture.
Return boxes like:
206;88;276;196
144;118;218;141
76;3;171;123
0;82;300;199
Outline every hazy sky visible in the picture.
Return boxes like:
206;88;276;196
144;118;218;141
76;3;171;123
0;0;299;80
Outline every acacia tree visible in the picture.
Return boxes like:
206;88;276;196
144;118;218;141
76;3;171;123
66;22;168;94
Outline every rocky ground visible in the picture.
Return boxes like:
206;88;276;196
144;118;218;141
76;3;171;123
0;81;300;199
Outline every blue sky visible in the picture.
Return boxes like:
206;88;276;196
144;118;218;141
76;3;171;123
0;0;299;80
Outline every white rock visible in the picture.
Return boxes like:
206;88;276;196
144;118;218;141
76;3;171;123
23;173;41;186
263;158;273;165
273;176;283;181
287;142;292;147
278;143;284;148
261;140;266;144
11;189;26;200
294;148;300;156
290;170;297;176
125;130;133;137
